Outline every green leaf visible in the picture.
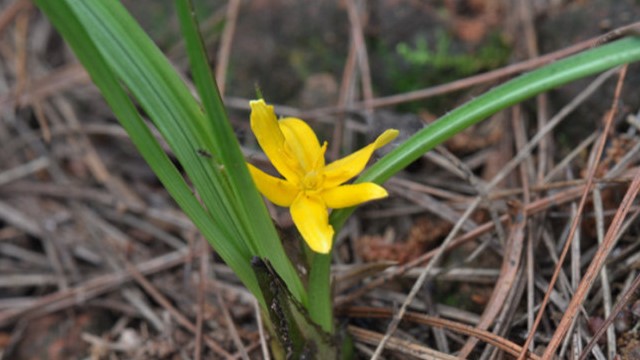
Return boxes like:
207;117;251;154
308;253;333;332
310;36;640;338
68;0;246;243
33;0;305;307
330;37;640;230
174;0;306;305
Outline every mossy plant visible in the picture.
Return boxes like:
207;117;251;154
381;30;511;112
396;31;510;77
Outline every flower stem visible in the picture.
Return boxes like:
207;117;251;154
308;252;334;333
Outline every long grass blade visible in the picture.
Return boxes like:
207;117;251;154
174;0;306;304
330;37;640;230
34;0;264;304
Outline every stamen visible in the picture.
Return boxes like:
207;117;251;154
312;141;328;169
302;170;320;189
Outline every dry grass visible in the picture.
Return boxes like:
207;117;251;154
1;0;640;359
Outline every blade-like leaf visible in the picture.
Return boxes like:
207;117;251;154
330;37;640;230
311;36;640;335
174;0;306;304
33;0;264;303
73;1;243;234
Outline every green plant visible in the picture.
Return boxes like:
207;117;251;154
33;0;640;358
396;31;510;76
385;30;511;112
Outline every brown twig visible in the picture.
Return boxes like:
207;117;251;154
215;0;241;96
13;3;29;109
194;238;207;360
579;269;640;359
0;248;195;327
345;0;373;113
529;65;629;360
369;195;484;359
343;306;542;360
513;104;538;357
299;22;640;118
590;188;617;358
212;257;251;360
335;182;603;307
349;325;458;360
594;21;640;46
457;198;526;357
254;298;271;360
0;0;31;36
336;66;622;313
330;31;358;161
220;22;640;121
124;260;235;358
518;0;550;182
0;157;49;187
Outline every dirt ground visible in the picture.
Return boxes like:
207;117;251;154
1;0;640;359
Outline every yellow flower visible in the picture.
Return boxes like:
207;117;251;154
247;99;398;254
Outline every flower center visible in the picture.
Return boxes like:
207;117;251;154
301;170;323;191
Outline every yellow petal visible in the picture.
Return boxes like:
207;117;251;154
250;100;303;182
290;194;334;253
324;129;399;188
248;163;298;207
279;118;324;172
321;183;388;209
